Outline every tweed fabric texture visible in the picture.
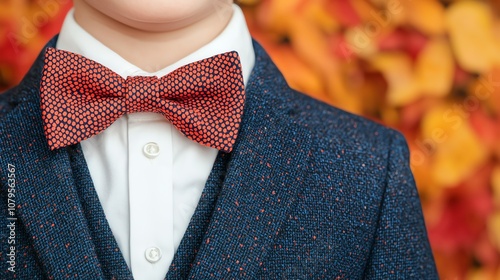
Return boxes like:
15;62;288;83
40;48;245;152
166;152;230;279
67;144;133;279
0;36;438;279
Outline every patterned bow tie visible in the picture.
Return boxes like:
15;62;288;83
40;48;245;152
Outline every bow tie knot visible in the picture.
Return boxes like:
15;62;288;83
40;48;246;152
126;76;162;114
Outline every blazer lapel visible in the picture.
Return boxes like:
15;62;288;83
188;42;313;278
0;38;104;278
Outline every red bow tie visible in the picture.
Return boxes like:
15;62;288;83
40;48;245;152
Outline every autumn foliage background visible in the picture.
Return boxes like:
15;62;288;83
2;0;500;278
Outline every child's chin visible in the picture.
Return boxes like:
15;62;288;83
82;0;227;32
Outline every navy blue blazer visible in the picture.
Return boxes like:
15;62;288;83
0;37;438;279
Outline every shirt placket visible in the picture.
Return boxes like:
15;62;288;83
128;112;174;280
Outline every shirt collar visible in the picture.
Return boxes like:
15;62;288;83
56;4;255;85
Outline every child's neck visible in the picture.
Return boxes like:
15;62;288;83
73;1;233;73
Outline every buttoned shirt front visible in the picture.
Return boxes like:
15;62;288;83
56;5;255;280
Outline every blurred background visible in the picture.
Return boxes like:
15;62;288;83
1;0;500;279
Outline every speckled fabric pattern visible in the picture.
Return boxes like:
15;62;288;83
67;144;133;279
0;36;438;279
165;152;230;279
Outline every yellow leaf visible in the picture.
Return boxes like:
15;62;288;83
415;38;454;98
446;1;500;72
368;53;420;106
344;26;379;58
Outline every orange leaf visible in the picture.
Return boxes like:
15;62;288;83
401;0;446;35
421;104;489;186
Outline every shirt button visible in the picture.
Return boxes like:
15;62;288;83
143;142;160;159
145;247;162;263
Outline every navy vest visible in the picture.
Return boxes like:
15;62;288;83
68;144;231;279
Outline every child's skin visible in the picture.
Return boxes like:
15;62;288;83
72;0;233;72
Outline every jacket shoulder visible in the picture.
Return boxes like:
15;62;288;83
284;89;404;154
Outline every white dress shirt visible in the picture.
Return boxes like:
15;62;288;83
56;6;255;280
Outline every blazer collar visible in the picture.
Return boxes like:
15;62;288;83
0;38;312;278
